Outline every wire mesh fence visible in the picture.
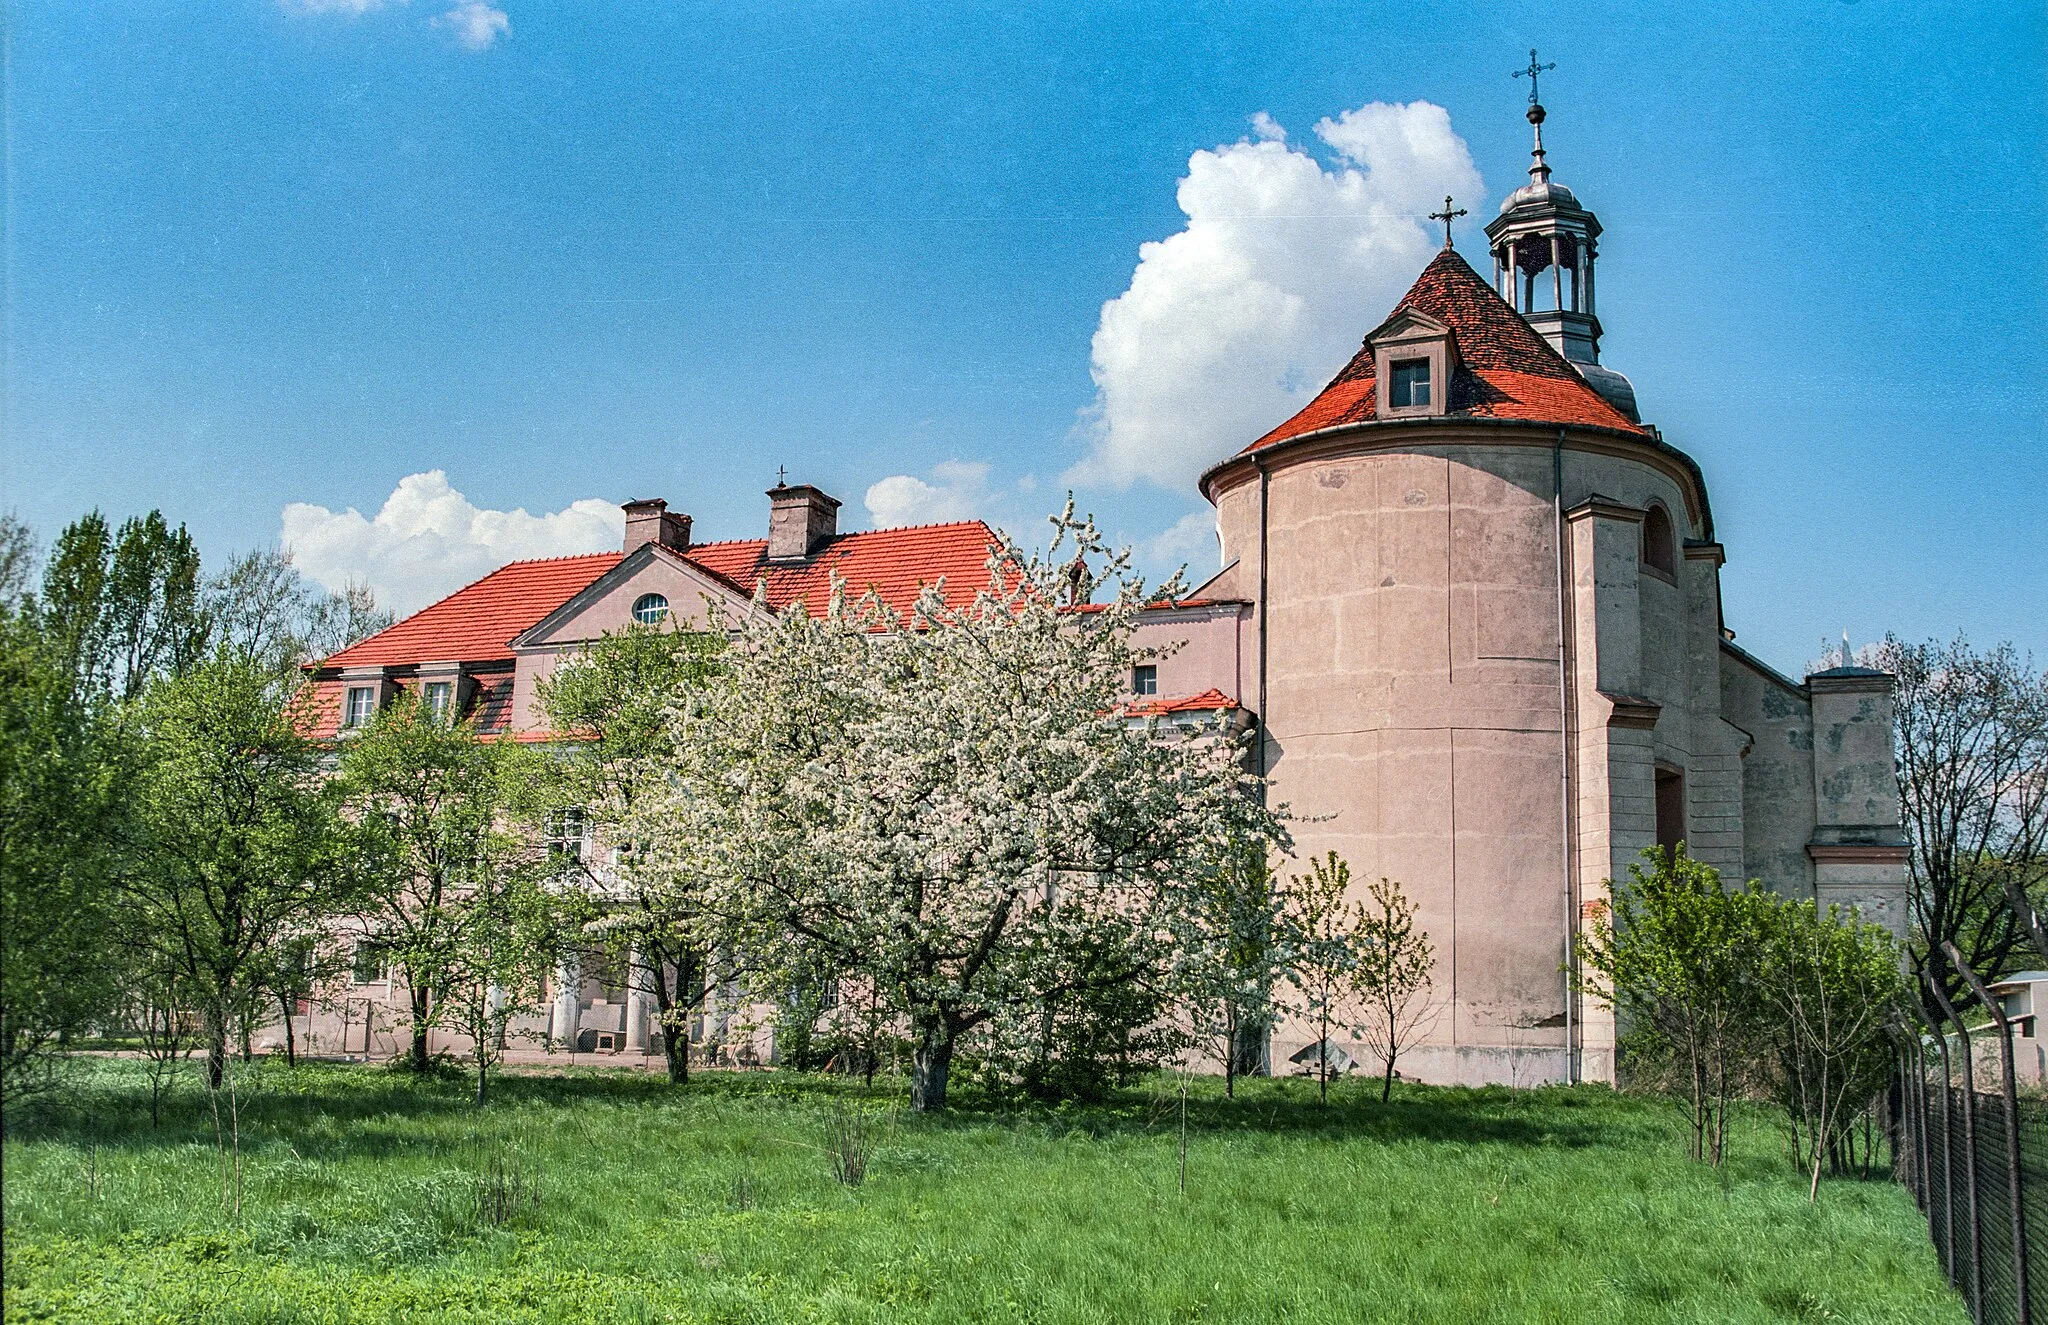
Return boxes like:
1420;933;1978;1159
1896;1027;2047;1325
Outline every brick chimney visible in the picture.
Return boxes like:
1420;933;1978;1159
621;498;691;554
766;483;840;562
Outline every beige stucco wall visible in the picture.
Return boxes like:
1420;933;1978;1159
1199;423;1818;1087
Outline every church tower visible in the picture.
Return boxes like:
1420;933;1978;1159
1483;53;1639;423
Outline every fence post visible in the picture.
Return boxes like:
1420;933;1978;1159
1949;945;2031;1325
1927;998;1960;1281
1912;1034;1935;1216
1929;972;1987;1325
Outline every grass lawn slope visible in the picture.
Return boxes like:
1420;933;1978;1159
3;1062;1960;1324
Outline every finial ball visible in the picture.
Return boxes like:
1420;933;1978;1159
1527;103;1546;125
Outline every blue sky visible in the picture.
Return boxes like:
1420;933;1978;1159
4;0;2042;675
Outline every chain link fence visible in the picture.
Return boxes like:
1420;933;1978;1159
1897;1019;2047;1325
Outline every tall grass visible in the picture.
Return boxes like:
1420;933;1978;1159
2;1059;1960;1324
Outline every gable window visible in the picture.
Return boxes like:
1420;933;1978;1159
1389;358;1432;409
1132;664;1158;696
424;681;453;724
344;686;376;728
1641;504;1677;577
632;593;670;625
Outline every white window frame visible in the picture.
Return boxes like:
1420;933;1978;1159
344;686;376;728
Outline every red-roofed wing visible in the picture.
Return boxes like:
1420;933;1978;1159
684;522;999;618
1246;248;1643;451
321;553;623;668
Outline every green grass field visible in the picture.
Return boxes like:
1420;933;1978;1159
2;1061;1961;1324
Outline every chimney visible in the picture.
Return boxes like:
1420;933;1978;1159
766;483;840;561
621;498;692;554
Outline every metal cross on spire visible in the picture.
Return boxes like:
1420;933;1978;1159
1429;196;1468;249
776;465;788;487
1513;48;1556;106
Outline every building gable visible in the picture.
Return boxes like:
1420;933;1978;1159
511;543;757;650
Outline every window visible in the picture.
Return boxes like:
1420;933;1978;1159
546;808;587;863
350;940;387;985
632;593;670;625
1389;358;1432;409
424;681;453;724
1132;664;1158;696
1655;767;1685;857
1641;504;1676;577
344;686;376;728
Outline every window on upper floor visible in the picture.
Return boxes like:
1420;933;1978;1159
1389;358;1432;409
1655;767;1686;858
632;593;670;625
1641;504;1677;577
424;681;453;724
344;686;376;728
546;807;587;863
1132;664;1158;696
350;939;388;985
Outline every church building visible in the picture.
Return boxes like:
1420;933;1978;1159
299;89;1908;1086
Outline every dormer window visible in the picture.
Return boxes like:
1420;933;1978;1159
1389;359;1432;408
344;686;376;729
424;681;453;724
632;593;670;625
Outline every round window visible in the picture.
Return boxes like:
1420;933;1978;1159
631;593;670;625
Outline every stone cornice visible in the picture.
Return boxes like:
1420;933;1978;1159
1566;495;1645;525
1807;844;1909;864
1600;692;1662;729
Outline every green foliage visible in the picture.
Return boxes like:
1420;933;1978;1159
124;649;342;1088
41;509;207;702
1578;847;1908;1189
0;1061;1962;1324
204;547;393;677
0;601;124;1094
1285;852;1361;1103
335;692;547;1079
1352;873;1437;1104
1185;841;1289;1094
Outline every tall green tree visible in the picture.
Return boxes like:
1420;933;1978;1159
336;692;534;1073
1285;852;1363;1104
1185;841;1292;1097
125;649;342;1088
40;509;207;701
531;622;726;1083
206;547;393;677
0;600;124;1095
1351;874;1436;1104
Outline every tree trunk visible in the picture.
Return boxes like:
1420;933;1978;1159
1381;1057;1396;1104
909;1016;956;1113
1229;1011;1268;1084
277;991;298;1068
409;984;431;1072
476;1057;488;1106
203;1007;229;1091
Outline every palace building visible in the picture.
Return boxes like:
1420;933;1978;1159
295;92;1907;1084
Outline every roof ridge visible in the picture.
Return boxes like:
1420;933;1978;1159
685;520;997;551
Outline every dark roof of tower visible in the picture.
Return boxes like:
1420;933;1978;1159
1241;247;1646;453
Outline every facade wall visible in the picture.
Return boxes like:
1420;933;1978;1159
1201;423;1882;1087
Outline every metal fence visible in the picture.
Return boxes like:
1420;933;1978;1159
1896;970;2048;1325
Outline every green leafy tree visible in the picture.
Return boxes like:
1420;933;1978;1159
1185;842;1293;1097
336;692;534;1072
39;509;207;701
1285;852;1363;1104
1753;897;1908;1200
125;650;342;1088
206;547;393;677
432;867;554;1104
1575;846;1771;1166
530;622;726;1084
1352;875;1436;1103
0;601;124;1095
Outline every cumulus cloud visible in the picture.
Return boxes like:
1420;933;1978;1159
1139;510;1221;572
433;1;508;49
863;460;995;528
1065;101;1482;492
281;471;621;616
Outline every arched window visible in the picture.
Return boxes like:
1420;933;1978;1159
1641;504;1676;577
631;592;670;625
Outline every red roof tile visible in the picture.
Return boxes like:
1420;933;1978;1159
322;553;624;669
1125;687;1241;717
686;522;999;620
1245;248;1645;452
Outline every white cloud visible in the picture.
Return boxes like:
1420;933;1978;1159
281;471;621;616
1065;101;1482;493
1139;510;1220;572
433;1;508;49
863;460;994;528
278;0;402;15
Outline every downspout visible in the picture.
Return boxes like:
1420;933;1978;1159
1256;455;1271;785
1554;427;1579;1084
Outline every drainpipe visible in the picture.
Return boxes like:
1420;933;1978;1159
1256;455;1271;785
1554;428;1579;1084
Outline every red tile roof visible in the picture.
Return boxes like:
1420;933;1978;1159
1244;247;1645;452
321;553;625;669
687;522;999;620
317;523;1001;674
1125;687;1241;717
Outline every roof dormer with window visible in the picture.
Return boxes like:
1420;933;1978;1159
1368;308;1458;421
